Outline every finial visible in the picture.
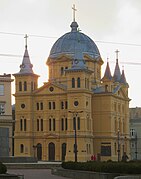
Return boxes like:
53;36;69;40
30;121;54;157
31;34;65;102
24;34;28;49
107;57;109;62
122;65;124;71
72;4;77;22
115;49;119;62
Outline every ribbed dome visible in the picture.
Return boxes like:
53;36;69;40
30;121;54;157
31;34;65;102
49;21;101;59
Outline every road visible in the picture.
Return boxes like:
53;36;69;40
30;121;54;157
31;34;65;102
8;169;71;179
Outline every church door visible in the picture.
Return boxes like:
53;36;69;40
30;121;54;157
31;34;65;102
62;143;66;161
48;142;55;161
37;143;42;160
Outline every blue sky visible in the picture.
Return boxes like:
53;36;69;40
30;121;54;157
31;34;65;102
0;0;141;107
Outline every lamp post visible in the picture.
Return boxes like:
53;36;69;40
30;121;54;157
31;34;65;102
117;129;120;162
69;110;83;162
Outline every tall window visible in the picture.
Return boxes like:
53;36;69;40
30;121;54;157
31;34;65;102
24;81;27;91
49;102;51;110
41;119;43;131
65;118;68;130
49;118;51;131
36;103;39;110
61;101;64;109
20;119;23;131
65;101;68;109
77;117;80;130
0;84;4;95
61;118;64;131
73;117;80;130
72;78;75;88
0;103;5;115
61;67;64;75
53;118;56;131
73;117;76;130
20;144;24;153
40;102;43;110
77;77;81;88
37;119;39;131
53;102;55;109
130;129;136;137
24;119;26;131
31;81;34;91
19;81;22;91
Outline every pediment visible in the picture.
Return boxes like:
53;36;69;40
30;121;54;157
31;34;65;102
34;81;66;95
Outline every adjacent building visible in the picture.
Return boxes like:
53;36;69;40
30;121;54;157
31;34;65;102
0;74;14;156
13;18;130;161
130;107;141;160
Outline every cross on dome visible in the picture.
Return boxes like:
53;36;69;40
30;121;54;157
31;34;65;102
72;4;77;22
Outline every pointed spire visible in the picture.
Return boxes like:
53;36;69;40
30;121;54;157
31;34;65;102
113;49;121;82
120;66;128;85
102;60;112;81
19;34;34;74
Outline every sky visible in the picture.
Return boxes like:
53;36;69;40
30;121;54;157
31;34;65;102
0;0;141;107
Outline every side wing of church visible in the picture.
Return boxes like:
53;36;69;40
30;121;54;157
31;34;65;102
13;19;130;162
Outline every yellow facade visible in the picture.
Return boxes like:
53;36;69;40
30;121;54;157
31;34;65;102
13;20;130;162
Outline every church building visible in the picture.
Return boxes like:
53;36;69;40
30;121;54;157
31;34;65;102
13;14;130;161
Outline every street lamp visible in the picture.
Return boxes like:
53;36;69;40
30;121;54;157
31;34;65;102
69;110;83;162
117;129;120;162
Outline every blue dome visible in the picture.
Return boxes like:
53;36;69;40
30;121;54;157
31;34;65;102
49;21;101;59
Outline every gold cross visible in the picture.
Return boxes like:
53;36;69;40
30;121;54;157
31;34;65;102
115;49;120;60
72;4;77;22
24;34;28;48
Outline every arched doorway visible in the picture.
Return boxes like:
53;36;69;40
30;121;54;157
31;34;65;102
62;143;66;161
37;143;42;160
48;142;55;161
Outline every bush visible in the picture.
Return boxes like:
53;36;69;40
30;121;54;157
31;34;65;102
62;161;141;174
0;162;7;174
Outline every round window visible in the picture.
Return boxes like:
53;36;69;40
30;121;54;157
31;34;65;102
21;104;25;109
49;86;54;92
74;101;79;107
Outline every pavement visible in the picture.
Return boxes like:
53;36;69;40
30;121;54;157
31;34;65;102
8;169;71;179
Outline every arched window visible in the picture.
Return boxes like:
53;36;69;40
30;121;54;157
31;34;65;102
41;119;43;131
77;117;80;130
24;119;26;131
53;118;56;131
37;119;39;131
61;118;64;131
19;81;22;91
77;77;81;88
53;102;55;109
73;117;76;130
40;102;43;110
20;144;24;153
24;81;27;91
31;81;34;91
20;119;23;131
65;118;68;130
72;78;75;88
49;102;51;110
61;67;64;75
49;118;51;131
36;103;39;110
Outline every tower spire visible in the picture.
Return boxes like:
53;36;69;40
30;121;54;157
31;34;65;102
24;34;28;49
72;4;77;22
